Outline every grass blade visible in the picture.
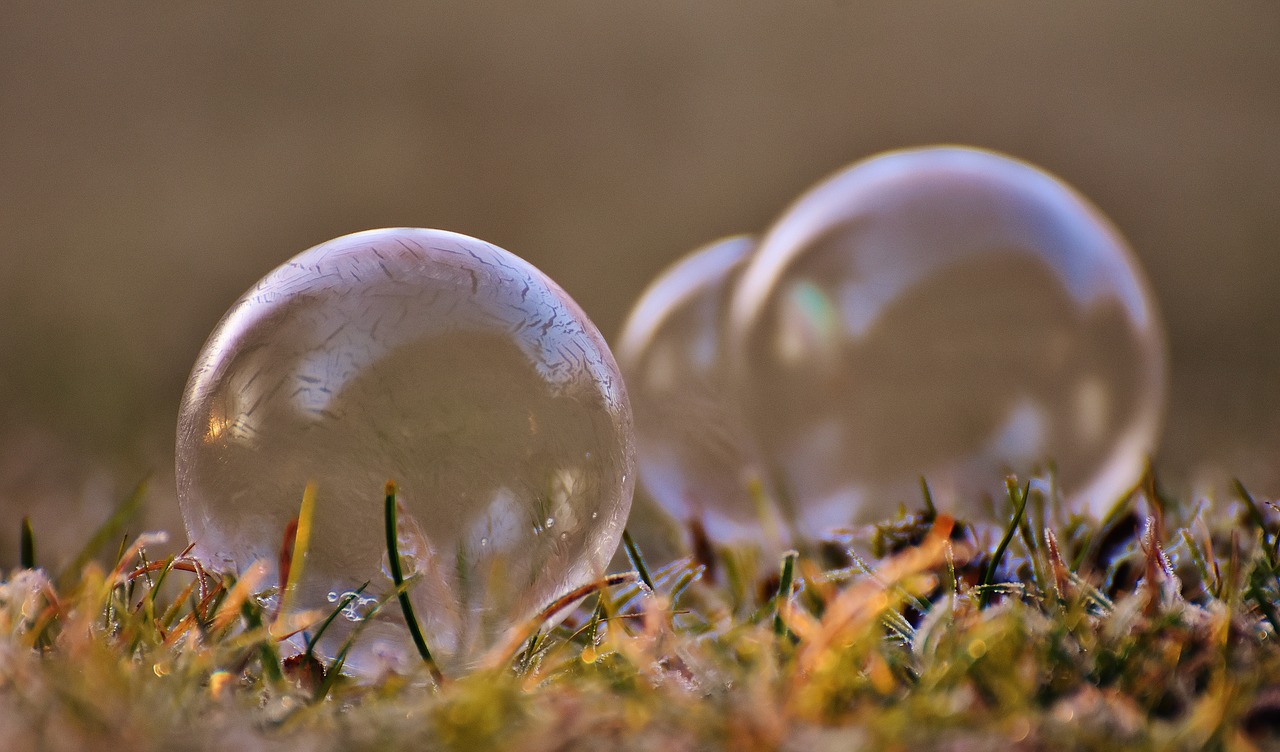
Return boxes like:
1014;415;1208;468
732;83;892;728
480;571;637;671
980;477;1030;608
919;477;937;522
20;516;35;570
622;529;655;591
384;480;443;683
316;645;350;699
774;550;798;638
275;482;317;631
305;581;369;659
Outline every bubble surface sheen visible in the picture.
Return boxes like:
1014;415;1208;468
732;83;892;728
617;236;780;544
730;147;1165;532
177;228;634;675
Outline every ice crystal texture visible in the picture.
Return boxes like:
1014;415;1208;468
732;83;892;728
177;228;634;675
730;147;1166;533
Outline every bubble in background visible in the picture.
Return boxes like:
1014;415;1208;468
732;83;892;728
176;228;635;675
730;147;1167;534
617;236;788;547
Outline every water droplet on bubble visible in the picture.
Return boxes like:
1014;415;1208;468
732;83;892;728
618;236;784;544
730;147;1166;532
176;228;636;675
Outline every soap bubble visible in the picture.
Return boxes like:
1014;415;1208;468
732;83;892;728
617;236;785;545
177;228;634;675
730;147;1166;533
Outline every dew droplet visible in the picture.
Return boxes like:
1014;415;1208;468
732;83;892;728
176;228;636;675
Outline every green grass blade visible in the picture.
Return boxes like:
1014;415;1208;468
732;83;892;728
305;581;369;659
774;550;798;638
622;529;655;592
277;482;318;625
384;480;443;683
980;478;1030;608
19;516;35;570
919;477;937;521
317;645;350;699
669;563;703;606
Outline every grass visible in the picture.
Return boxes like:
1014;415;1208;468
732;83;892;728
3;472;1280;751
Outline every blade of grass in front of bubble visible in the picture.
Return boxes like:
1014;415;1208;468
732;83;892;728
585;594;606;646
980;478;1030;608
622;529;655;592
317;646;350;700
384;480;443;683
305;582;368;660
774;550;798;638
1014;499;1051;604
148;555;177;605
140;553;175;626
234;588;284;683
276;482;317;633
320;572;423;675
481;571;638;671
516;628;544;673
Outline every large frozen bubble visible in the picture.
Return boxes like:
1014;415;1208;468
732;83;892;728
729;147;1166;535
177;228;635;676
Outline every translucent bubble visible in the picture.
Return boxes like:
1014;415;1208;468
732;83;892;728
176;228;635;675
617;236;785;544
730;147;1166;533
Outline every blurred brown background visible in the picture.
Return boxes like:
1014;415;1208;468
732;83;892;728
2;2;1278;564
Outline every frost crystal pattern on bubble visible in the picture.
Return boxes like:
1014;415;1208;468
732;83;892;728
176;228;635;675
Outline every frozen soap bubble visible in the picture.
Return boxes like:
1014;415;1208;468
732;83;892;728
617;236;785;545
177;228;634;676
730;146;1166;534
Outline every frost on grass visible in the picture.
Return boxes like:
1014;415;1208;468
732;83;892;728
3;475;1280;751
